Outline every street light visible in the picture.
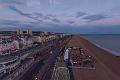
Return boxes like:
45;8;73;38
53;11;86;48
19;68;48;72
35;77;38;80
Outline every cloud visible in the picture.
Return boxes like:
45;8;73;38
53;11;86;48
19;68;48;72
9;6;42;22
51;18;60;23
76;12;86;18
0;0;25;7
0;20;32;29
67;20;75;24
0;0;20;4
83;14;107;22
34;12;60;23
109;7;120;16
26;0;40;8
0;3;9;9
47;14;56;18
7;5;61;25
49;0;63;5
34;13;51;20
49;0;53;5
8;5;61;24
0;20;20;26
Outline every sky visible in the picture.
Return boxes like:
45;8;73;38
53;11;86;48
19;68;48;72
0;0;120;34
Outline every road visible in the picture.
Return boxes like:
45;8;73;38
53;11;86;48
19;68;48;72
1;38;60;80
1;36;71;80
20;36;71;80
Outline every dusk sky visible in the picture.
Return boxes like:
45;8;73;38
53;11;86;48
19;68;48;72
0;0;120;34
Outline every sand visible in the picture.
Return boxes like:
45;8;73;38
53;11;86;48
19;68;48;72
66;35;120;80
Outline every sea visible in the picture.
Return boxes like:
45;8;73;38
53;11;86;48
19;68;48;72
80;34;120;56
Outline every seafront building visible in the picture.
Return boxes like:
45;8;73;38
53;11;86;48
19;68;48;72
0;36;12;55
0;30;62;53
0;30;61;55
0;29;34;55
0;29;64;78
0;55;20;77
12;40;20;50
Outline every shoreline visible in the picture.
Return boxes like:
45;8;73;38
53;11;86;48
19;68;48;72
80;36;120;57
84;38;120;57
90;42;120;57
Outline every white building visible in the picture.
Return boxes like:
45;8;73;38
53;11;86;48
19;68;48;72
21;38;27;45
64;49;69;60
12;40;19;50
27;29;33;36
36;36;43;43
26;38;33;47
0;56;20;77
17;29;21;35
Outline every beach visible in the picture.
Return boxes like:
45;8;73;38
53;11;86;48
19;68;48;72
66;35;120;80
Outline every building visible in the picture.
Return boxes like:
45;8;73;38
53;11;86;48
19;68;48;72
12;40;20;50
17;29;23;35
64;49;69;61
27;29;33;36
26;38;33;47
35;36;43;43
0;40;12;55
17;29;21;35
0;56;20;77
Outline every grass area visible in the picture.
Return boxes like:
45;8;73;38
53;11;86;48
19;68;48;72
52;67;70;80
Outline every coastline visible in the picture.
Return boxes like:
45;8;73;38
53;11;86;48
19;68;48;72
81;36;120;56
66;35;120;80
79;35;120;57
90;42;120;56
92;42;120;56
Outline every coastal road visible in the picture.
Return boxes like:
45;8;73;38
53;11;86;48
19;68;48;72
31;36;71;80
14;37;71;80
1;38;60;80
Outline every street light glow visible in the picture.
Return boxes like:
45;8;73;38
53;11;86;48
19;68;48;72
35;77;38;80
